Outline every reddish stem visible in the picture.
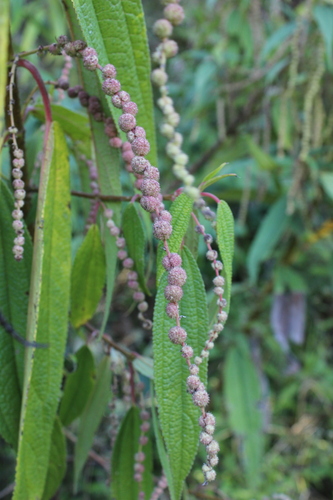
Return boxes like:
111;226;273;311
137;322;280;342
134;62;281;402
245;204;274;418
129;362;137;405
200;192;220;204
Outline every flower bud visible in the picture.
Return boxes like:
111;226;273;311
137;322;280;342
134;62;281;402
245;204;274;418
132;138;150;156
151;69;168;87
141;179;160;197
102;78;121;95
140;196;160;213
164;285;183;302
192;389;209;408
166;302;178;319
153;19;173;38
168;266;187;286
102;64;117;79
162;252;182;270
168;326;187;344
164;4;185;25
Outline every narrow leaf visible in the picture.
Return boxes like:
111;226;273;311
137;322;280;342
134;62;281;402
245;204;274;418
0;0;9;176
314;5;333;71
0;181;32;448
122;203;150;295
157;194;194;282
32;104;90;142
59;345;95;426
13;121;71;500
245;135;279;170
199;162;227;187
41;417;66;500
111;406;153;500
216;200;234;313
133;355;154;380
224;335;264;488
153;247;208;499
200;173;237;191
247;197;288;284
74;355;112;490
70;224;106;328
70;0;157;165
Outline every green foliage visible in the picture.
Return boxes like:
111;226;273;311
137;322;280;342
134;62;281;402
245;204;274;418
32;104;90;142
41;417;66;500
111;406;153;500
216;200;234;312
70;224;106;328
153;246;208;499
0;0;9;164
59;345;95;426
13;121;71;500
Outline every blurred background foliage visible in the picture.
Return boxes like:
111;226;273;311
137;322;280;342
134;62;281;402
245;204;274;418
1;0;333;499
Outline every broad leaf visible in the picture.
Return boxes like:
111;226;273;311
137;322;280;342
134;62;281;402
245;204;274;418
111;406;153;500
59;345;95;426
13;121;71;499
74;355;112;491
41;417;66;500
247;197;288;284
122;203;150;295
157;193;194;282
133;355;154;380
0;182;32;449
216;200;234;313
0;0;9;176
32;104;90;142
70;0;157;165
224;335;264;489
153;246;208;499
320;171;333;201
314;5;333;71
70;224;106;328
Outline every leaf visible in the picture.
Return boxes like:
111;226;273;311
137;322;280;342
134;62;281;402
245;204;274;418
216;200;235;313
153;246;208;499
200;163;228;187
111;406;153;500
200;173;237;191
314;5;333;71
41;417;66;500
247;197;288;284
100;227;118;337
157;193;194;282
74;355;112;491
0;0;9;175
70;224;106;328
59;345;95;426
224;335;264;489
133;355;154;380
320;171;333;200
13;121;71;500
122;203;150;295
70;0;157;166
0;181;32;449
32;104;90;142
245;135;279;170
151;383;175;500
260;22;296;61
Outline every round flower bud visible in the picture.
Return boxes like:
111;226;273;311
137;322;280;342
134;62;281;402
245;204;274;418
151;69;168;87
135;452;145;462
187;375;201;391
140;421;150;432
12;158;25;167
82;50;99;71
192;389;209;408
166;112;180;127
166;142;180;157
168;266;187;286
111;94;122;108
122;101;138;115
205;413;216;427
12;209;23;220
139;436;148;445
134;473;142;482
189;364;199;375
140;196;160;213
200;432;213;445
116;237;126;248
218;311;228;322
133;126;146;138
12;168;23;179
182;345;194;358
132;156;150;174
164;285;183;302
109;137;123;148
206;250;218;261
153;220;172;240
15;189;26;200
143;166;159;181
213;260;223;271
214;287;224;296
195;356;203;365
12;179;24;190
134;291;145;302
160;123;174;139
102;78;121;96
205;424;215;435
119;113;136;132
13;245;24;256
128;280;138;290
202;464;212;473
166;302;178;319
138;301;148;312
14;200;24;209
141;179;160;197
164;4;185;25
205;469;216;482
159;210;172;222
12;220;23;231
118;90;131;103
153;19;173;38
163;39;179;58
209;455;219;467
13;149;24;159
118;250;127;260
206;440;219;456
213;276;225;287
168;326;187;344
132;138;150;156
102;64;117;79
122;150;134;163
134;463;144;473
14;236;25;246
78;90;90;107
162;252;182;270
110;226;120;236
123;258;134;269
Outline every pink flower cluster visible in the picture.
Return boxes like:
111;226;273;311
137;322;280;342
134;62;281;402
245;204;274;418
10;145;26;261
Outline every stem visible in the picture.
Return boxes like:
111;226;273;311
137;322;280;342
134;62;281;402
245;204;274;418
201;192;220;205
64;429;109;471
129;362;137;405
27;187;174;202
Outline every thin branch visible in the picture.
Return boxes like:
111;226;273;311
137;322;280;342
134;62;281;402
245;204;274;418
64;429;109;471
0;483;15;499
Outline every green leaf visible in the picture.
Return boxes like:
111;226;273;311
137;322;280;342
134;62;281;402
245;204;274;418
74;355;112;491
314;5;333;71
224;335;264;488
245;135;279;170
0;181;32;449
320;171;333;200
247;197;288;284
153;246;208;499
216;200;235;313
111;406;153;500
13;121;71;499
122;203;150;295
157;194;194;282
200;173;237;191
183;211;199;259
70;224;106;328
0;0;9;175
59;346;95;426
41;417;66;500
133;355;154;380
32;104;90;142
200;162;227;187
70;0;157;166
